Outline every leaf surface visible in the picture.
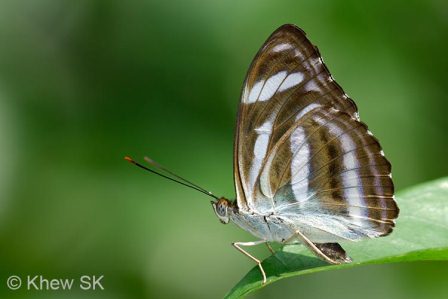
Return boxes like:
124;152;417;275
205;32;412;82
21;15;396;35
225;177;448;298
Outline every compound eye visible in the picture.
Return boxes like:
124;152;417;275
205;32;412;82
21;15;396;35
217;204;225;216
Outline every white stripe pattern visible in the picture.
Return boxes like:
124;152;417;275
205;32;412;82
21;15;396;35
290;127;311;203
312;117;368;226
258;71;288;101
278;72;304;92
272;43;293;52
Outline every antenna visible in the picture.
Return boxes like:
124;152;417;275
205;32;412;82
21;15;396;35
124;156;219;200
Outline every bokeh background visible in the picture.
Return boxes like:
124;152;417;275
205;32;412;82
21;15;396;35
0;0;447;298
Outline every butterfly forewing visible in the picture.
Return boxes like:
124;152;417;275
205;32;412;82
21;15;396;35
234;24;398;239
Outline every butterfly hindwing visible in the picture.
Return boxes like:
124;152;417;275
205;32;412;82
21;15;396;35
266;107;397;239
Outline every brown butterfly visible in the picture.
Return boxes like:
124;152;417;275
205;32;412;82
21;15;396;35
126;24;399;284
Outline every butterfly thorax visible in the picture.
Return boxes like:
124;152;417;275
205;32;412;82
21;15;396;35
211;197;295;243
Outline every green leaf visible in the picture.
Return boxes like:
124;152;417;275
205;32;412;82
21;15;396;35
225;177;448;299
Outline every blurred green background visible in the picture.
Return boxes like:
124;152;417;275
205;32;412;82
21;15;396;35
0;0;447;298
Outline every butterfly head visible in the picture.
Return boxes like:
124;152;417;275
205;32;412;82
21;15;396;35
211;197;233;224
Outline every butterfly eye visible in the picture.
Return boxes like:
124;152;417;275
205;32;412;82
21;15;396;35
211;200;230;224
217;203;226;216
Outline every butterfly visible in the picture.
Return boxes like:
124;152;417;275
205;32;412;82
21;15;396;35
126;24;399;284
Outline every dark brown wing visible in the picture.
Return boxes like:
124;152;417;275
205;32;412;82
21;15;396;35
235;24;357;209
233;24;398;238
262;107;398;238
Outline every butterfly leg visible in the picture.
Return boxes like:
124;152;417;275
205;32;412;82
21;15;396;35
284;229;342;265
232;240;268;284
265;242;275;254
